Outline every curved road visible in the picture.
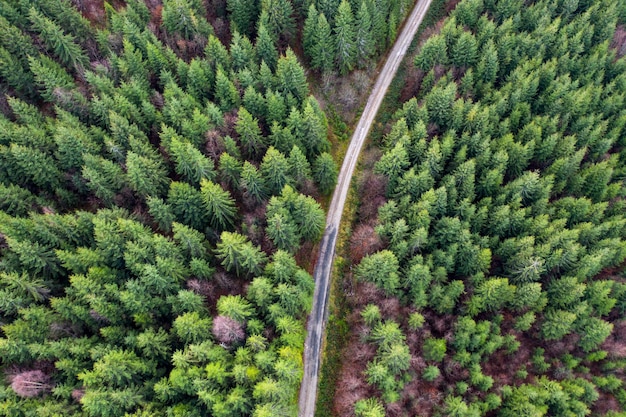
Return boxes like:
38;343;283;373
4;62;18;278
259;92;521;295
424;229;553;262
298;0;434;415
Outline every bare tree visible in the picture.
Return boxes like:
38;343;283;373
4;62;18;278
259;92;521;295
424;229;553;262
9;370;52;398
212;315;245;344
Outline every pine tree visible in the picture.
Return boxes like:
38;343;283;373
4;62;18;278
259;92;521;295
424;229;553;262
186;58;213;102
356;250;400;295
147;197;175;232
425;81;457;127
216;231;267;276
200;179;237;231
260;147;292;195
309;13;336;73
354;1;375;65
275;49;309;105
451;31;479;68
334;0;357;74
81;154;126;205
266;211;300;252
168;181;208;231
414;34;448;71
214;66;240;111
259;0;295;42
235;107;266;159
256;23;278;71
219;152;243;189
162;0;209;40
28;8;87;71
313;152;338;194
227;0;259;38
28;55;75;102
301;101;330;158
303;4;319;64
241;161;268;204
126;152;169;198
169;137;216;185
265;90;287;125
230;31;256;72
288;145;312;186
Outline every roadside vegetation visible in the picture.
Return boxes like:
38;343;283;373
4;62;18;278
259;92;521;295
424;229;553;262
333;0;626;416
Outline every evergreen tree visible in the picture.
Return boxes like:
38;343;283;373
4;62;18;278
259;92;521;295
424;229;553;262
260;147;292;195
256;23;278;71
227;0;259;38
414;34;448;71
259;0;295;42
275;49;309;105
303;4;319;64
266;211;300;252
354;1;375;65
235;107;266;159
216;231;267;276
126;152;169;198
313;152;338;194
169;137;216;185
451;31;479;68
214;66;240;111
334;0;357;74
312;13;336;73
82;154;126;205
168;181;208;231
241;161;268;204
301;101;330;158
200;179;237;231
28;8;87;71
288;145;312;186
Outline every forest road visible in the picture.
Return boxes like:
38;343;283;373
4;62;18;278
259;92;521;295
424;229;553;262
298;0;433;415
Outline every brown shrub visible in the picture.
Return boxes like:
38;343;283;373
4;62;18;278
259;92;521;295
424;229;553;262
349;224;383;264
357;171;388;223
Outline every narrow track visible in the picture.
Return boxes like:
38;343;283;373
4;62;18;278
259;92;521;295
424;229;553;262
298;0;434;415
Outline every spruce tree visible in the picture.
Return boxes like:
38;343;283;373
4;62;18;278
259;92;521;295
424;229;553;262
354;1;375;65
334;0;357;74
312;13;336;73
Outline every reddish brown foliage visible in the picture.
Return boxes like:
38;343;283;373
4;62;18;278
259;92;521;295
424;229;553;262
349;224;383;264
357;171;388;223
205;130;227;161
400;66;425;102
445;0;463;13
71;388;85;402
8;370;52;398
72;0;107;26
592;393;621;415
333;340;378;417
212;315;245;344
187;278;215;296
612;26;626;57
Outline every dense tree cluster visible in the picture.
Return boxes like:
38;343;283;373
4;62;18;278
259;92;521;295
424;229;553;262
303;0;414;73
0;0;337;415
343;0;626;415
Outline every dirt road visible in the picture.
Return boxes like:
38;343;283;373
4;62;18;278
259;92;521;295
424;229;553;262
298;0;433;415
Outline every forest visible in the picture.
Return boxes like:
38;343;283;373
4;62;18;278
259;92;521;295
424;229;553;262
0;0;411;414
331;0;626;416
2;0;626;416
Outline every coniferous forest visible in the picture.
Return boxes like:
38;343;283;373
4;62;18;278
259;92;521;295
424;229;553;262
1;0;626;416
333;0;626;416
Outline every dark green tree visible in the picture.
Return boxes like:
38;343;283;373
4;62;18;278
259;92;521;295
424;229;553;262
334;0;357;74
